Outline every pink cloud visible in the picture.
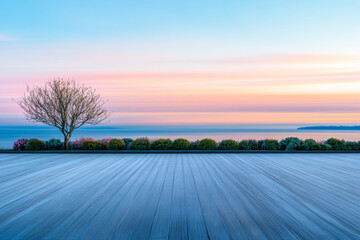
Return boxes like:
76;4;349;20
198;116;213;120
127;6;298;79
213;53;360;65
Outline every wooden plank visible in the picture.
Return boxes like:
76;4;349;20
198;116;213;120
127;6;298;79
45;154;143;239
130;154;170;239
79;154;155;239
112;154;166;239
168;154;188;240
182;154;209;240
0;153;359;239
148;155;177;240
187;154;231;240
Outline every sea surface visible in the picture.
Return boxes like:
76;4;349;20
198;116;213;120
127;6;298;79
1;125;360;149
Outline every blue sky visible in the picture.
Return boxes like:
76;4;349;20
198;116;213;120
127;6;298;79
1;1;360;126
2;0;360;53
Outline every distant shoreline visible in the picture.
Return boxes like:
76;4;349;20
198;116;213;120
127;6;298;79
298;126;360;130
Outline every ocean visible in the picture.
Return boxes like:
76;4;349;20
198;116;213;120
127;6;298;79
1;125;360;149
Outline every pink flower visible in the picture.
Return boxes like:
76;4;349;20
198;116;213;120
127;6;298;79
99;138;112;147
70;137;95;149
13;138;28;151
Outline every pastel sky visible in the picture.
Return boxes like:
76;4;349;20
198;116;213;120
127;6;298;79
1;0;360;126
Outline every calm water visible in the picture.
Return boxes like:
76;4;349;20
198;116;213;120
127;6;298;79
1;125;360;149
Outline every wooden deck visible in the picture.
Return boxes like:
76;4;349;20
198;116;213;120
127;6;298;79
0;153;359;239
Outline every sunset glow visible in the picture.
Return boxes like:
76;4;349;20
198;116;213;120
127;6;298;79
1;1;360;126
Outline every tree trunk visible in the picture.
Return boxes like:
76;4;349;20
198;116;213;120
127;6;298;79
64;136;69;150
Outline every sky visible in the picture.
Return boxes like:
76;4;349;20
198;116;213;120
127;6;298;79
1;0;360;126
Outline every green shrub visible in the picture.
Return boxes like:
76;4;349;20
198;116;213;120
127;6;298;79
257;140;265;149
258;139;279;150
151;138;173;150
122;138;133;150
130;137;151;150
108;138;126;150
25;139;44;151
247;140;259;150
285;142;301;151
190;140;199;150
345;141;359;151
95;141;106;150
320;143;332;150
326;138;346;150
197;138;217;150
172;138;190;150
238;140;251;150
80;141;93;150
218;139;239;150
81;141;105;150
279;137;293;150
289;139;304;151
280;137;304;151
44;138;63;150
303;139;321;150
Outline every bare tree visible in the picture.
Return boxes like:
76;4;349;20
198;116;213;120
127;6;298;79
16;79;110;150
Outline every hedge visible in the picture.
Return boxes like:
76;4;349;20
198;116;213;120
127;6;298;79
130;138;151;150
25;139;44;151
81;141;106;150
173;138;190;150
219;139;239;150
11;137;360;151
151;139;173;150
258;139;279;150
197;139;217;150
44;138;63;150
108;138;126;150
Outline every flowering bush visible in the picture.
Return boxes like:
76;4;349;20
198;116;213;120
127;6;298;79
70;137;95;150
13;138;29;151
99;138;112;149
